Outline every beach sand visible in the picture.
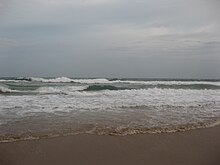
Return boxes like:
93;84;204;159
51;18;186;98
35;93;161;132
0;126;220;165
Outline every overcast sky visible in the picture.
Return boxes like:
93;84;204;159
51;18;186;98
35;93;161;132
0;0;219;78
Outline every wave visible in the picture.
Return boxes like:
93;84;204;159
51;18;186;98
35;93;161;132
1;119;220;143
83;84;220;90
36;84;220;92
27;77;110;84
36;86;87;94
15;77;111;84
81;84;217;91
0;77;220;96
1;77;220;86
0;86;16;93
0;84;88;95
87;119;220;136
1;84;219;96
70;78;111;84
83;85;128;91
113;80;220;86
29;77;74;83
146;84;220;90
24;77;220;86
0;80;20;83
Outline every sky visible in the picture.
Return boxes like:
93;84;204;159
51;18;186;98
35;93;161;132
0;0;219;78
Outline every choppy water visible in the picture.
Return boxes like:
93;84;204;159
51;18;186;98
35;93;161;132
0;77;220;142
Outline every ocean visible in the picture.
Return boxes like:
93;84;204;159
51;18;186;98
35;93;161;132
0;77;220;142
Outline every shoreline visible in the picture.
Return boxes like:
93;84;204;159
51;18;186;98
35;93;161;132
0;125;220;165
1;119;220;143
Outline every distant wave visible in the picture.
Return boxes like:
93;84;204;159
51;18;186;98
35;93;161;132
113;80;220;86
0;77;220;96
14;77;111;84
1;84;220;96
0;80;20;83
83;85;128;91
149;84;220;90
8;77;220;86
23;77;75;83
1;77;220;85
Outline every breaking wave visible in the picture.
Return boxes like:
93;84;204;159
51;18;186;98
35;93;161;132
1;84;219;96
36;86;87;94
83;85;128;91
0;86;16;93
16;77;110;84
0;77;218;86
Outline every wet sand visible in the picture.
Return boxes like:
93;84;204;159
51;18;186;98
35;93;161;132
0;126;220;165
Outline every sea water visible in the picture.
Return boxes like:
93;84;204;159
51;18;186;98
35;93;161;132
0;77;220;142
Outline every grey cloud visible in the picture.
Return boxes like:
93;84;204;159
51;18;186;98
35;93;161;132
0;37;32;47
0;0;219;78
0;38;18;46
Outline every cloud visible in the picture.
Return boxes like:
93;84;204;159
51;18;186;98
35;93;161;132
84;23;220;54
0;37;32;47
39;0;112;6
0;38;18;46
0;0;219;78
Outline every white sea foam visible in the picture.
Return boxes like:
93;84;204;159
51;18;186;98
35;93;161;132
113;80;220;86
0;80;20;83
70;78;111;84
1;88;220;115
30;77;112;84
0;86;16;93
36;86;87;94
29;77;220;86
0;84;88;94
0;86;220;138
30;77;74;83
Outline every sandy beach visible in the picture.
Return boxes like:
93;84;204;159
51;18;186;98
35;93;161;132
0;126;219;165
